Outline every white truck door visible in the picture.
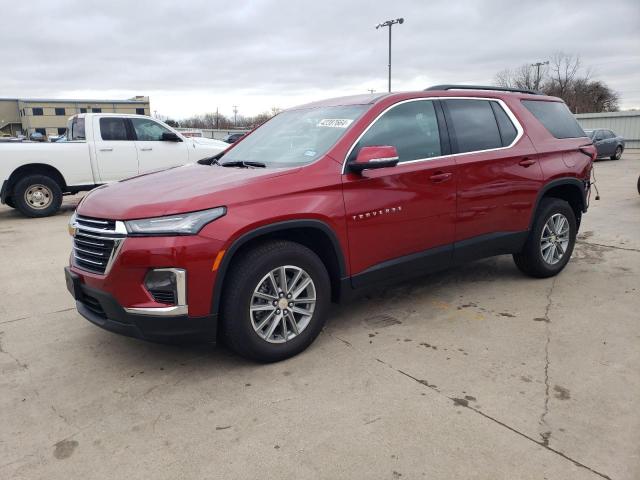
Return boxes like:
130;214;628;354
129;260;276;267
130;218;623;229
93;116;139;182
130;118;189;172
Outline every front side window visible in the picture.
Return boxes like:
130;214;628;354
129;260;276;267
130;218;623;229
32;107;43;116
131;118;171;141
55;107;65;116
350;100;441;163
444;99;502;153
100;117;129;141
221;105;367;167
522;100;585;139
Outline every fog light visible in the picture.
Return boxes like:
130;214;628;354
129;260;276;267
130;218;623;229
144;268;186;306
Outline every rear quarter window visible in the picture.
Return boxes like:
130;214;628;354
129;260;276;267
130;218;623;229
521;100;585;139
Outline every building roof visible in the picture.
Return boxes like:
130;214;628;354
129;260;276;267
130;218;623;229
0;97;149;104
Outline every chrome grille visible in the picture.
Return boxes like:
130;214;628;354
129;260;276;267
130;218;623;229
72;215;126;275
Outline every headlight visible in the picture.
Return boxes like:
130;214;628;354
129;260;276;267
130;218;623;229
125;207;226;235
68;211;77;236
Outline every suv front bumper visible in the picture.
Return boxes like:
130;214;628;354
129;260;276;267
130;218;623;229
65;267;217;343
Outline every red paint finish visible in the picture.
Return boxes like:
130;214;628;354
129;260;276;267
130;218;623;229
71;89;593;320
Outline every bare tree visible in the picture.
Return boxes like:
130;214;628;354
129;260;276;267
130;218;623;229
545;52;581;99
494;63;541;91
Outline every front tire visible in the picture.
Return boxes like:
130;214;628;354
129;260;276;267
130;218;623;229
513;198;577;278
221;240;331;362
13;174;63;217
611;146;623;160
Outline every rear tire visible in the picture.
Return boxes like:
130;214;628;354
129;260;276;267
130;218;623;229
513;198;577;278
13;174;62;217
611;146;622;160
221;240;331;362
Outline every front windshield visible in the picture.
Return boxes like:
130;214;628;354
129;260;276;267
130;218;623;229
220;105;367;167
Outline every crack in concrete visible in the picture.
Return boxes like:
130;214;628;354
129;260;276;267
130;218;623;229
539;277;556;446
326;325;611;479
0;331;28;370
0;307;76;326
380;358;612;480
577;240;640;253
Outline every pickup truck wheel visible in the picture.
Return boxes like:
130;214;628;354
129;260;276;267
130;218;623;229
13;175;63;218
221;240;330;362
611;146;623;160
4;197;16;208
513;198;576;278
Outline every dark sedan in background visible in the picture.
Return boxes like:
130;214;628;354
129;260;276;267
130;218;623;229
584;129;625;160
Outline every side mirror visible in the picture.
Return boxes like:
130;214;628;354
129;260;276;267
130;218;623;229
161;132;182;142
349;145;399;173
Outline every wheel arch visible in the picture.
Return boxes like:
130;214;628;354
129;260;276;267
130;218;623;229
530;178;586;230
6;163;67;198
211;220;348;316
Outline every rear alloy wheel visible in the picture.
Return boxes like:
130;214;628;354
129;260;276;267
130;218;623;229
13;174;63;217
513;198;577;278
221;240;330;362
611;146;623;160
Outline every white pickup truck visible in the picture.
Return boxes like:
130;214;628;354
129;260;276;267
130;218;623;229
0;113;229;217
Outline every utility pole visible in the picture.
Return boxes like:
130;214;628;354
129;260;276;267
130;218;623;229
531;60;549;91
367;89;376;94
232;105;238;128
376;18;404;92
215;106;219;129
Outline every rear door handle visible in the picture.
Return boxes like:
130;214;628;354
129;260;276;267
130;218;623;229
518;158;536;167
99;147;113;152
429;172;452;183
140;147;153;151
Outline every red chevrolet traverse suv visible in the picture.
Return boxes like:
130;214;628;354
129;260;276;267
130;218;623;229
65;85;595;362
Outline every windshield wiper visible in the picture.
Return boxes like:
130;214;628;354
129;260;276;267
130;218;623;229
219;160;266;168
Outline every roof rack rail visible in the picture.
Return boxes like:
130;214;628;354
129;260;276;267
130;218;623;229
425;84;541;95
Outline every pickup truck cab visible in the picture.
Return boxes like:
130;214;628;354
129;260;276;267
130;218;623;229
0;113;229;217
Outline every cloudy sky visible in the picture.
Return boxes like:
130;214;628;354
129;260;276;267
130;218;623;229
2;0;639;119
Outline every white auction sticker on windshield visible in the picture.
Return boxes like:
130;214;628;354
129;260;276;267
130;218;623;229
317;119;353;128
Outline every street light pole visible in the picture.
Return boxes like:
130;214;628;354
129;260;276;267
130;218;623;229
376;18;404;92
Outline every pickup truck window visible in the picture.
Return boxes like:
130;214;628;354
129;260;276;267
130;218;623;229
68;117;85;141
100;118;129;141
131;118;172;141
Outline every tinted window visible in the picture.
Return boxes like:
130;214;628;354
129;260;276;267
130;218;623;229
92;108;102;113
445;99;502;153
490;102;518;146
522;100;585;139
136;108;145;115
352;100;441;163
55;107;65;116
131;118;171;141
100;118;129;141
32;107;43;116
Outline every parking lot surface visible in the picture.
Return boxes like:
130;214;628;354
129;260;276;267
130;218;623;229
1;154;639;479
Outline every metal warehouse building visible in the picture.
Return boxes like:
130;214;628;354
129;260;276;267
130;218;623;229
576;111;640;149
0;96;150;138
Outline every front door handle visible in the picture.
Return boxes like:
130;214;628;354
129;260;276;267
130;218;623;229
518;158;536;167
429;172;452;183
140;147;153;151
99;147;113;152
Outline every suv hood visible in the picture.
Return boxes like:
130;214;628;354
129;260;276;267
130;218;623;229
77;163;299;220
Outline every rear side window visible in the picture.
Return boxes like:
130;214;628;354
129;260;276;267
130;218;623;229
100;118;129;141
521;100;585;139
69;117;85;140
352;100;441;163
444;99;502;153
490;102;518;146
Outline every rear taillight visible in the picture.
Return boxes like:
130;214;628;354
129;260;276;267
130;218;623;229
579;144;597;162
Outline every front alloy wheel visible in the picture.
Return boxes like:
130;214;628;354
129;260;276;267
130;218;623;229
250;266;316;343
221;240;330;362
